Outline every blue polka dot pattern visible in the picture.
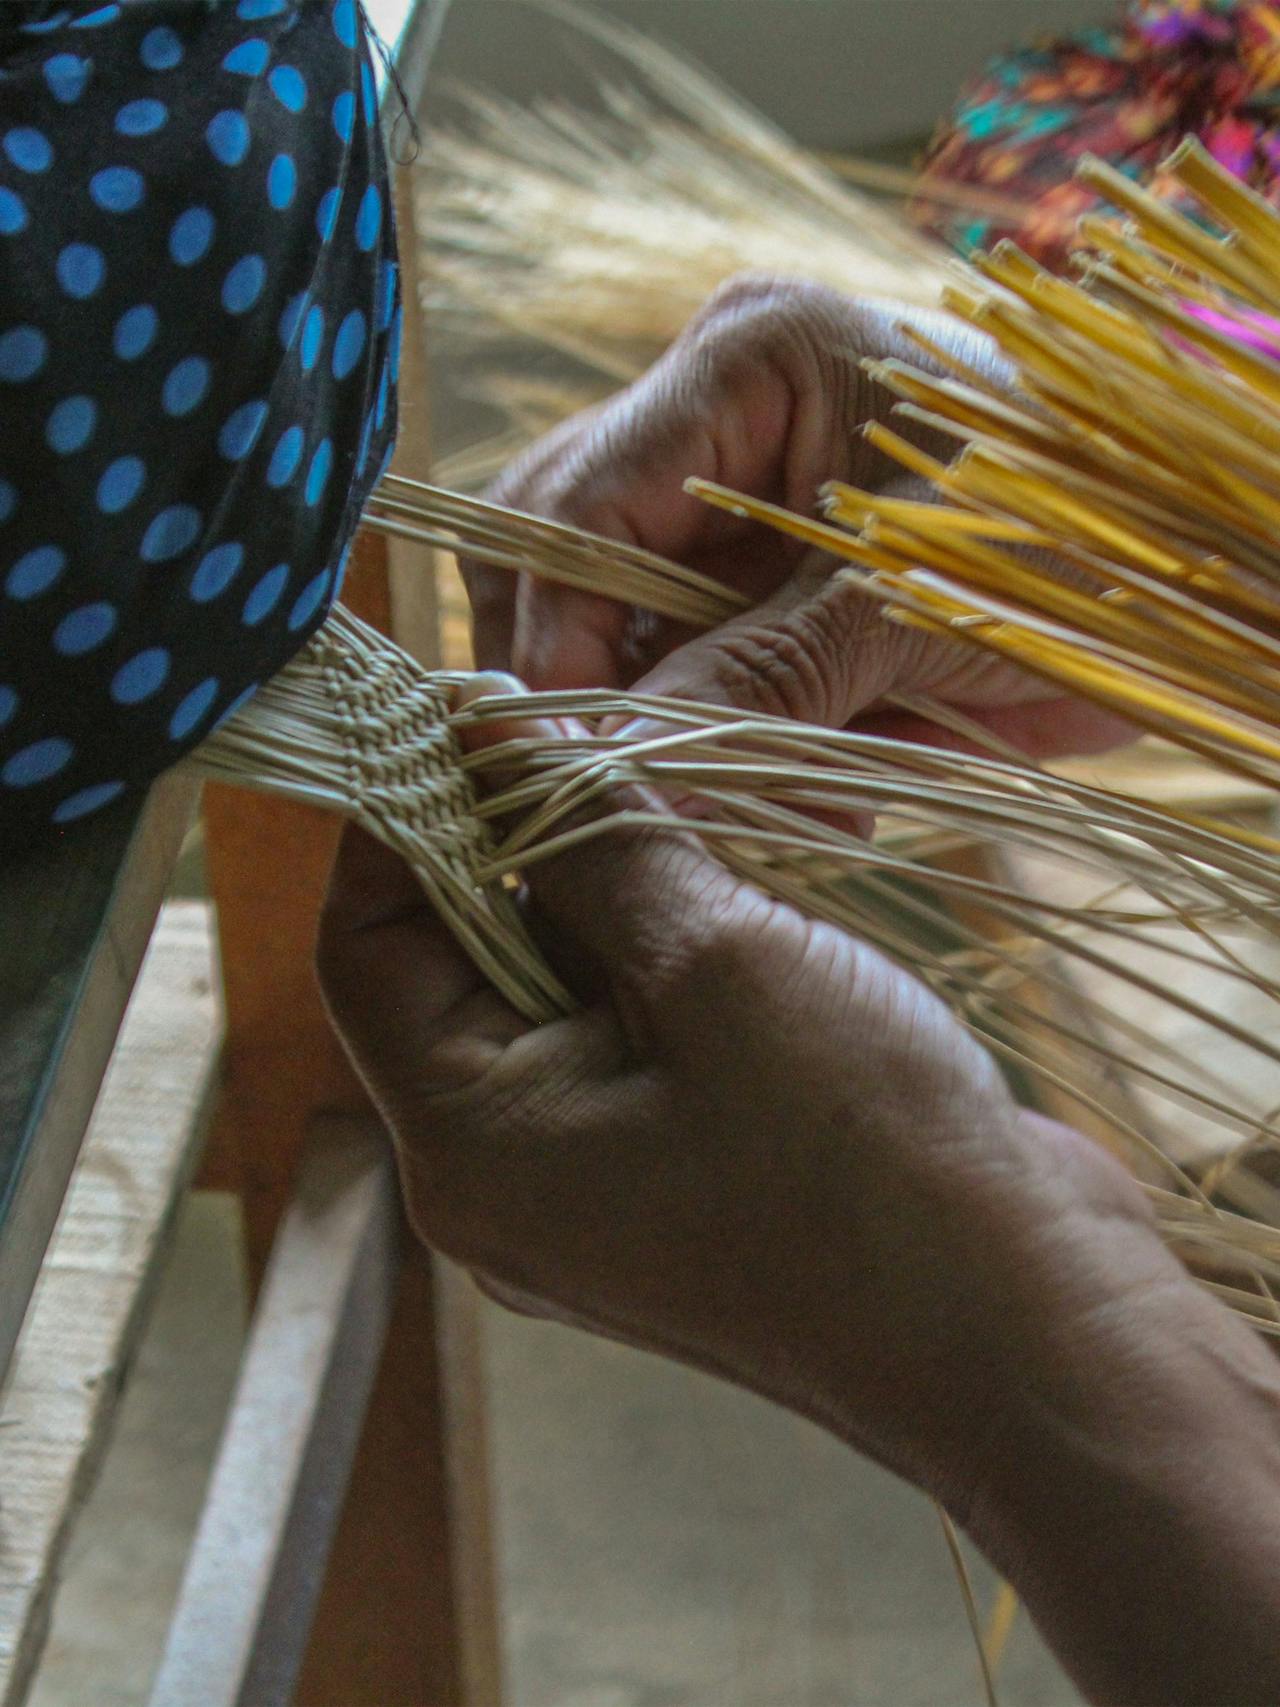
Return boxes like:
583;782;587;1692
377;260;397;333
0;0;399;841
44;54;92;104
315;186;341;241
73;6;121;29
268;65;307;113
4;128;54;173
207;110;251;167
217;400;268;462
97;456;145;513
288;568;330;630
266;425;304;487
115;97;167;137
278;291;306;347
90;165;144;212
168;676;218;740
0;325;48;382
53;780;124;823
111;646;170;704
140;26;182;71
332;1;358;50
46;394;97;453
224;38;269;77
6;545;65;600
305;439;333;506
169;206;214;266
162;356;210;416
354;184;381;251
332;90;354;142
267;152;296;209
332;308;365;379
54;601;117;655
4;738;73;788
300;303;324;370
243;563;289;625
190;542;244;602
140;505;202;563
222;255;266;314
0;188;29;234
56;242;105;298
112;304;157;360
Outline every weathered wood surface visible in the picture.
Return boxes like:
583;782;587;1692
0;772;199;1393
149;1117;400;1707
0;902;220;1707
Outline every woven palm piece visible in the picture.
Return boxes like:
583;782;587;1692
197;601;569;1019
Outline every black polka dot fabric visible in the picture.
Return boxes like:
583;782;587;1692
0;0;401;846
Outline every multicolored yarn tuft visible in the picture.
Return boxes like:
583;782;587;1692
914;0;1280;267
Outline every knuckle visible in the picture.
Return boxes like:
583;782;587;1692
706;619;832;722
701;580;879;722
618;855;766;1008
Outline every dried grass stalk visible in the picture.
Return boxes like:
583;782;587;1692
193;144;1280;1323
417;0;950;461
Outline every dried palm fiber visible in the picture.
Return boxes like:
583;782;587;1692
415;0;952;462
196;540;1280;1334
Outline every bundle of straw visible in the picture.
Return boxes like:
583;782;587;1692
689;140;1280;800
418;0;950;463
199;409;1280;1331
200;135;1280;1703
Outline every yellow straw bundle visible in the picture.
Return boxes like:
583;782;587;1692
193;140;1280;1347
689;141;1280;800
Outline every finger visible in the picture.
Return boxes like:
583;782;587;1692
498;274;865;689
460;557;517;673
318;823;530;1102
858;698;1136;760
514;579;629;690
457;412;603;674
630;555;939;729
454;676;739;988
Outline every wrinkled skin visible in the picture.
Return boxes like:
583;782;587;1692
319;281;1280;1707
463;275;1129;756
318;708;1161;1509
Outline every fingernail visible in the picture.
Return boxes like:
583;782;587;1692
455;670;527;708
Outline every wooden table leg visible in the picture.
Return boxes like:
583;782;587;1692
199;529;505;1705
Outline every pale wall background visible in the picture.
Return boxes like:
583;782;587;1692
428;0;1116;151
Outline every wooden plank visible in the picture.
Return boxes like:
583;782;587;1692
0;770;198;1392
433;1258;508;1707
0;901;220;1707
386;147;444;669
149;1117;401;1707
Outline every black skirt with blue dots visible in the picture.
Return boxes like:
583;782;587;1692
0;0;401;845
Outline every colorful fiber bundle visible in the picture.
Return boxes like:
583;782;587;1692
915;0;1280;265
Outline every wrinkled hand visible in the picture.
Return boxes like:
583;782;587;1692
463;274;1128;757
318;687;1163;1518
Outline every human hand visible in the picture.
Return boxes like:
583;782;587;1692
462;275;1128;758
317;683;1169;1518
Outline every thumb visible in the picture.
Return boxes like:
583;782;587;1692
454;675;741;995
629;551;940;730
318;822;530;1106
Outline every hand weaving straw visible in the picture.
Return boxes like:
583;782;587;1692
192;137;1280;1338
